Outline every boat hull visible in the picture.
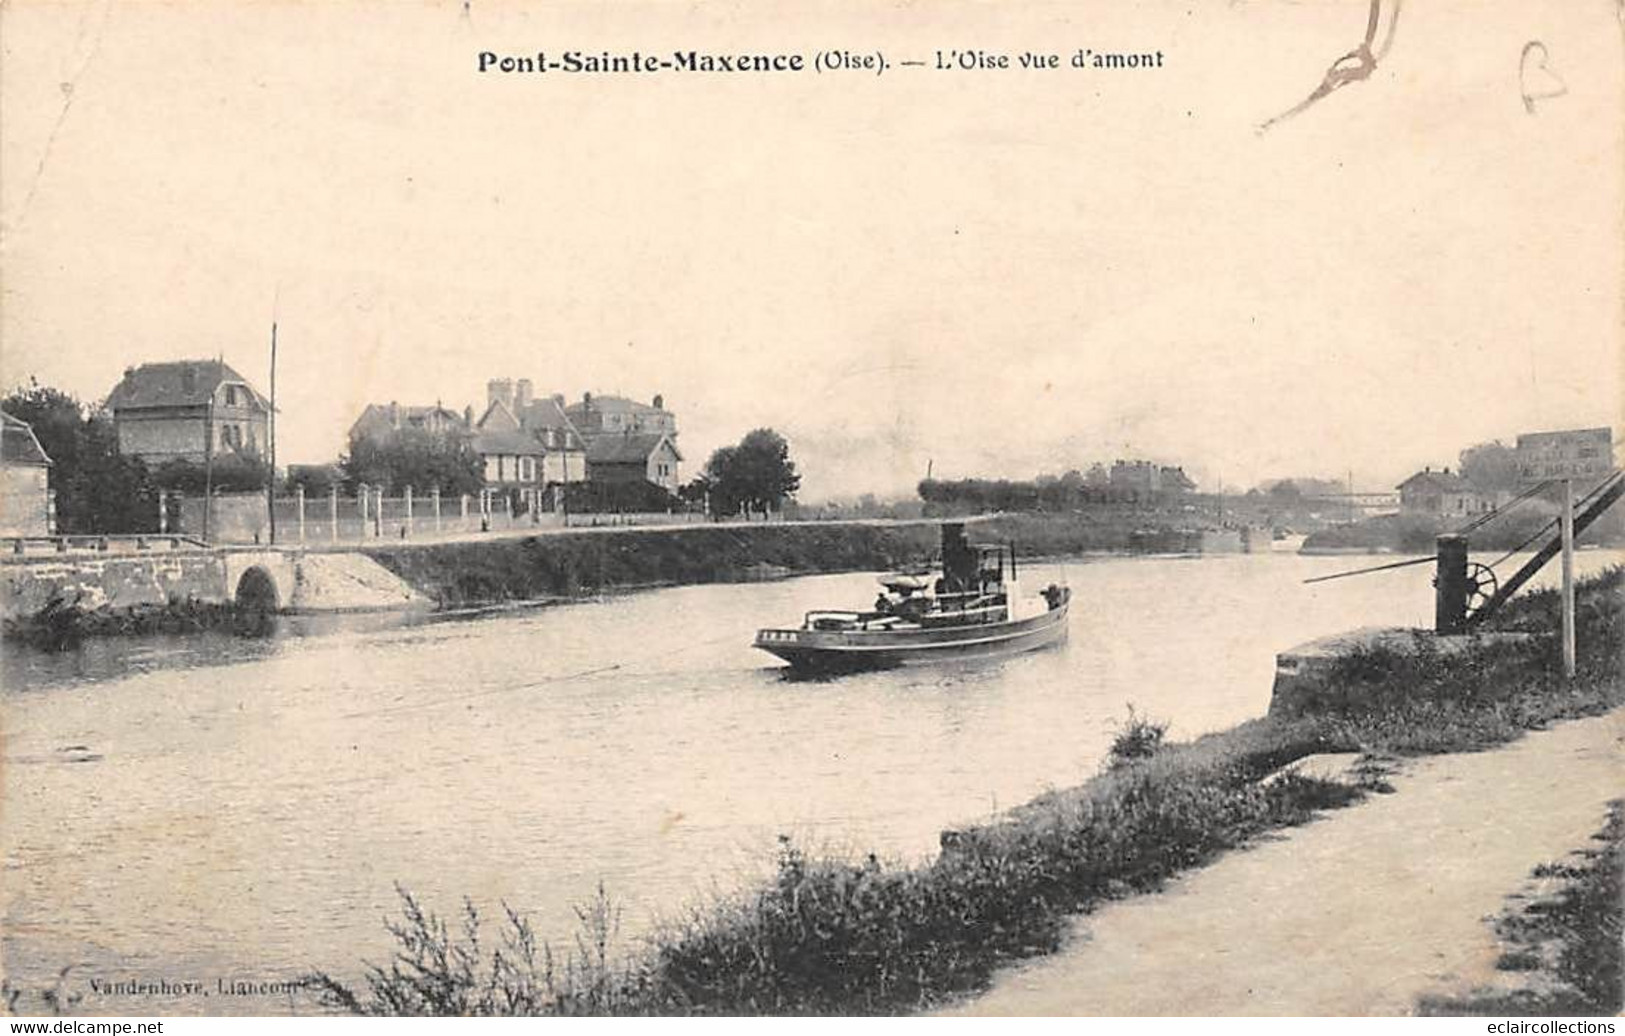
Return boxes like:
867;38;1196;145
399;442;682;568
754;600;1070;672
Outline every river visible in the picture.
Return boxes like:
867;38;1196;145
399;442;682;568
2;548;1618;1014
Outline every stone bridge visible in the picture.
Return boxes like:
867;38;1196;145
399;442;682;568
2;547;426;621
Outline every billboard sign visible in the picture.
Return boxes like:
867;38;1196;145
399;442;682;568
1514;427;1615;483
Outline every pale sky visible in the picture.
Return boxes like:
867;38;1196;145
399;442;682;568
2;0;1620;499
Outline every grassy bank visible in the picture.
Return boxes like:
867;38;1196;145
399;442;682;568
311;568;1623;1016
359;513;1195;608
1418;802;1622;1016
1301;506;1623;554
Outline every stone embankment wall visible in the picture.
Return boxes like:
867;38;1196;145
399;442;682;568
1;549;426;624
2;551;228;617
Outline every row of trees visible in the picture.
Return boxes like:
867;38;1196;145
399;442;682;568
917;470;1192;513
337;431;484;496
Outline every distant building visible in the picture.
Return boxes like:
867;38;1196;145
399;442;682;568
349;402;471;445
565;392;677;443
474;378;587;489
584;432;683;495
1108;460;1194;495
106;360;270;466
1396;467;1501;517
0;410;54;536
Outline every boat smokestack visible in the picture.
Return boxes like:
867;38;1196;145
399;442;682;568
941;522;976;593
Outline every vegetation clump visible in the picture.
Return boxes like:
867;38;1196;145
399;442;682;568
1419;802;1623;1017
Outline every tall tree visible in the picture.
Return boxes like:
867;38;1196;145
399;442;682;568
1459;440;1520;492
2;380;156;533
705;429;800;515
340;429;482;495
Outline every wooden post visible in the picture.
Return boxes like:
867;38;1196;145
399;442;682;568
460;493;469;523
296;485;306;543
1561;478;1576;678
1434;534;1469;635
433;488;442;533
330;485;339;544
374;487;384;538
268;321;278;545
158;489;168;534
358;483;369;539
404;485;414;538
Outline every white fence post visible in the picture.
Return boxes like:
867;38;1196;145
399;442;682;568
330;486;339;544
296;485;306;543
404;485;414;538
358;483;369;539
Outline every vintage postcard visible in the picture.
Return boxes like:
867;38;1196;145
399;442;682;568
1;0;1621;1022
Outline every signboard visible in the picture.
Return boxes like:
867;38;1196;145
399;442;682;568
1514;427;1615;483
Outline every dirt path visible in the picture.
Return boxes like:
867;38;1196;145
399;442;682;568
943;709;1625;1016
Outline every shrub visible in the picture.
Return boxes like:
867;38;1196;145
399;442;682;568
1106;704;1168;768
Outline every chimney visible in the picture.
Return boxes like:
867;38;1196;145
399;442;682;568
516;378;533;408
488;378;514;411
652;393;664;410
388;401;400;428
582;391;593;407
552;393;564;406
463;405;475;427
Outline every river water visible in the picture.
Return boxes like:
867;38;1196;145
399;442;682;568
2;548;1618;1014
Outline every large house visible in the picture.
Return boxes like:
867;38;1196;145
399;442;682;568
473;378;587;490
565;392;677;443
349;402;473;445
584;432;683;495
0;410;54;536
106;360;270;467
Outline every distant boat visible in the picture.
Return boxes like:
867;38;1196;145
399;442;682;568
753;523;1070;672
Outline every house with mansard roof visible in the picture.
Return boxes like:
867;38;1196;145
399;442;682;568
106;360;270;466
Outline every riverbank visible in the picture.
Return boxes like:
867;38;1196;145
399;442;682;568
1301;507;1624;555
356;512;1239;608
310;567;1623;1016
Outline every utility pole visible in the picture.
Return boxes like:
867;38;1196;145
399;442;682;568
1560;477;1575;678
203;356;218;543
267;322;278;546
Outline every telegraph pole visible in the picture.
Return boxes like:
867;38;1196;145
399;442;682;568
267;322;278;546
202;361;216;543
1560;477;1575;678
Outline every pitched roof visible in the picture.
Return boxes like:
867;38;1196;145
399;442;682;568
473;428;546;456
1397;469;1469;492
565;394;667;417
585;432;682;464
1;410;52;466
106;360;268;411
352;403;469;439
478;396;584;449
515;397;579;434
